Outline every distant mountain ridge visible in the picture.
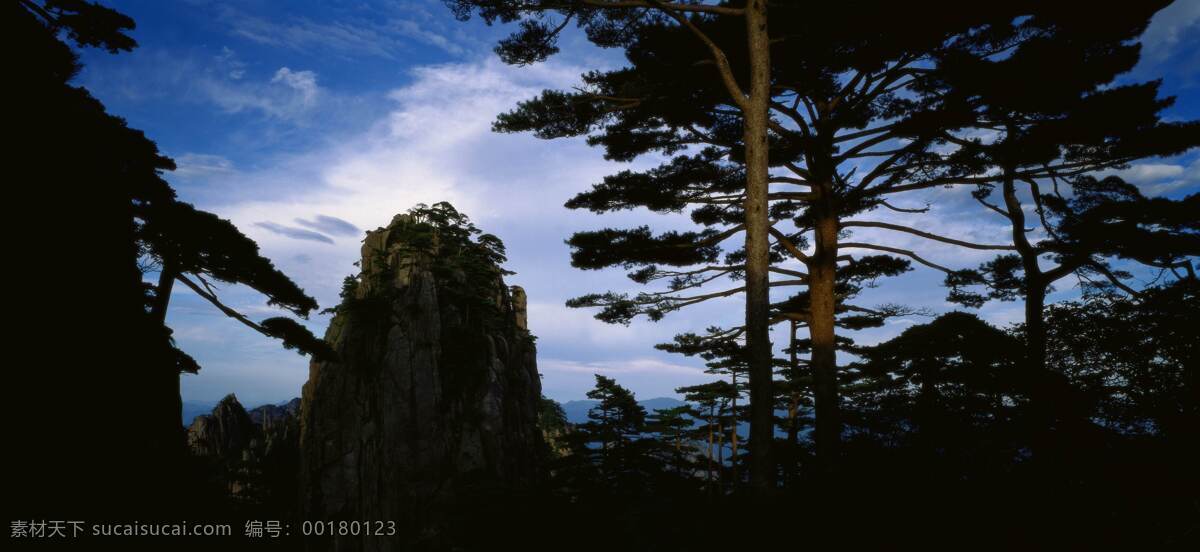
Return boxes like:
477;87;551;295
182;398;299;427
560;397;687;424
188;396;688;427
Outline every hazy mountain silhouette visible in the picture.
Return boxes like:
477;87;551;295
561;397;687;424
182;398;301;426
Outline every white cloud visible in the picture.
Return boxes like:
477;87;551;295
271;68;319;106
216;46;246;80
540;358;707;377
526;301;685;349
172;153;235;178
1140;0;1200;63
1105;158;1200;196
181;64;598;300
387;19;466;56
201;65;322;120
213;1;476;59
81;46;327;123
1112;163;1185;183
207;57;600;253
224;12;398;58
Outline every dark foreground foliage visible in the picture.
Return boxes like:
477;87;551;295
9;1;1198;549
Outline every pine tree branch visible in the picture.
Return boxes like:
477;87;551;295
974;194;1010;218
783;161;812;180
839;242;953;273
768;101;813;137
841;221;1016;250
579;0;744;16
834;123;898;143
649;1;748;110
768;227;809;262
1087;261;1142;297
836;131;900;161
176;272;272;337
769;176;812;187
879;200;929;214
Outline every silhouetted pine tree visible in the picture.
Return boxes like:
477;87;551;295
847;312;1025;476
926;5;1200;362
674;381;730;490
11;0;326;518
577;374;650;486
644;405;696;476
447;0;792;491
449;1;1119;480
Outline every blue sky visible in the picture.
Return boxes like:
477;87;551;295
78;1;1199;406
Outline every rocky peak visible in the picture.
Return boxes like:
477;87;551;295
248;397;301;430
299;203;544;549
187;395;301;511
187;394;256;459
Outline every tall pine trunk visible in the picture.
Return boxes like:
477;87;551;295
786;320;801;485
809;201;841;475
707;409;716;486
1024;284;1048;372
717;417;726;488
742;0;775;494
731;371;740;486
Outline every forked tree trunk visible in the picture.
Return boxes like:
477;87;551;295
1001;167;1065;468
1001;171;1048;373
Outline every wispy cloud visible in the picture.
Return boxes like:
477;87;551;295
387;19;465;56
1140;0;1200;63
214;2;469;59
172;153;235;179
81;47;325;123
1104;157;1200;196
202;66;322;120
254;222;334;244
540;358;707;377
272;68;319;105
295;215;361;237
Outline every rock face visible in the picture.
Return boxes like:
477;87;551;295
188;394;257;459
300;205;544;549
248;397;301;427
187;395;301;511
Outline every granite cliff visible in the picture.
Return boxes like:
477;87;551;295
299;204;544;549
